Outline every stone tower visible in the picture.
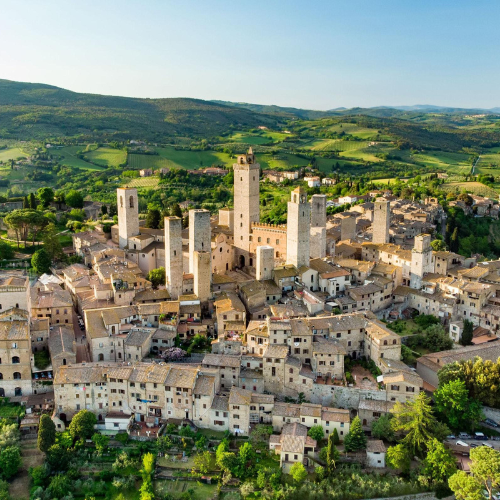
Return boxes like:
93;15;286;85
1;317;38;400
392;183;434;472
189;209;211;274
310;194;327;259
339;213;356;241
286;186;310;268
410;234;433;289
256;246;274;281
117;187;139;249
193;251;211;304
164;217;183;300
233;148;260;267
373;198;390;244
310;194;327;228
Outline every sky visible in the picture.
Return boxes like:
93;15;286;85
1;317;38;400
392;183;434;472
1;0;499;110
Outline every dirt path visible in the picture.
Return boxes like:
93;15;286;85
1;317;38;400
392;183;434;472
9;440;44;500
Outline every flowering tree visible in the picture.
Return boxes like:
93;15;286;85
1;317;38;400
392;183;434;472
161;347;187;361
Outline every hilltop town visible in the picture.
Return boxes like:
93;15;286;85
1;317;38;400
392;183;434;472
2;147;500;499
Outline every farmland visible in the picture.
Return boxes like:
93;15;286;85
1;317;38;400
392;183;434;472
440;181;499;198
125;176;160;189
83;146;127;168
56;146;106;170
0;146;28;162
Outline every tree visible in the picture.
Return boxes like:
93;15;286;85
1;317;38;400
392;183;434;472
325;433;339;475
237;442;256;479
434;379;483;431
423;324;453;352
37;414;56;453
145;208;161;229
249;424;273;446
140;453;155;500
42;223;63;261
308;425;324;442
47;474;71;499
240;481;255;498
344;416;366;452
450;227;459;253
0;446;21;479
422;438;457;484
5;209;48;249
92;433;110;455
68;410;97;442
332;427;340;445
147;267;165;289
289;462;307;484
172;203;182;218
460;319;474;346
448;471;483;500
0;241;14;261
430;239;447;251
387;444;411;474
37;187;54;208
193;451;214;474
0;420;20;448
371;414;395;442
449;447;500;500
46;444;71;471
156;435;172;454
315;465;325;481
65;189;84;208
31;248;51;274
390;392;442;457
457;193;473;206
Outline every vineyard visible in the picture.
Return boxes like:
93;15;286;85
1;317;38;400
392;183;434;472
124;176;160;189
441;181;499;198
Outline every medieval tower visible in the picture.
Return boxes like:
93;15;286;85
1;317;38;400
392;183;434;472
310;194;327;259
286;186;310;268
372;198;390;244
189;209;211;274
233;148;260;267
117;187;139;249
256;245;274;281
410;234;433;289
164;216;183;300
193;251;211;304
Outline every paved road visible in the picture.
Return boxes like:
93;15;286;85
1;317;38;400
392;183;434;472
446;437;500;450
72;310;90;362
471;155;481;175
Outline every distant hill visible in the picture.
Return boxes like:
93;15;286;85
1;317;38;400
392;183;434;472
0;79;280;140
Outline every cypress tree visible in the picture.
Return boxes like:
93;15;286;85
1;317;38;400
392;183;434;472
460;319;474;346
37;414;56;453
344;416;367;452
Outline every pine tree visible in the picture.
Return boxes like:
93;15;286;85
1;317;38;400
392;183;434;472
344;416;366;452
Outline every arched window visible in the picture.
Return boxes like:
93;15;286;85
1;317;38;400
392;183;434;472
129;196;134;208
13;372;21;380
383;340;388;346
63;359;67;366
98;353;104;361
12;356;20;364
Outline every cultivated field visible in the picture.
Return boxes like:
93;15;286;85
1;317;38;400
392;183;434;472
124;176;160;189
153;146;234;170
128;154;172;170
441;181;499;198
56;146;106;170
476;150;500;175
83;147;127;168
0;147;28;162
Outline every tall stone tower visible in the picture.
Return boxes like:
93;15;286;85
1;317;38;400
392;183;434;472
310;194;327;259
339;213;356;241
310;194;327;228
256;246;274;281
410;234;433;289
372;198;390;244
189;209;211;274
193;251;211;304
164;217;183;300
286;186;310;268
233;148;260;267
117;187;139;249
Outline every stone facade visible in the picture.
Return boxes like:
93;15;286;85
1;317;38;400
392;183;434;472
256;246;274;281
164;217;183;300
286;187;310;268
372;199;390;244
189;209;211;273
117;188;139;249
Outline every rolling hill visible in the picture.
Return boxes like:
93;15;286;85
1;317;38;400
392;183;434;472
0;79;280;140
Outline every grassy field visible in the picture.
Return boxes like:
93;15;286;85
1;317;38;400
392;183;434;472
56;146;106;170
154;480;217;500
0;147;28;162
441;181;499;198
128;154;172;170
476;151;500;175
310;139;370;152
229;130;292;144
83;147;127;168
154;146;234;170
408;150;471;174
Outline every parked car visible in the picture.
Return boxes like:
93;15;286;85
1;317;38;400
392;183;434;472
484;418;499;428
492;436;500;441
459;432;472;439
447;434;456;440
456;440;469;447
475;432;489;440
470;443;479;448
481;443;493;448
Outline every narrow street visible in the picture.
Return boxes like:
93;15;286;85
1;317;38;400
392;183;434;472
72;309;90;363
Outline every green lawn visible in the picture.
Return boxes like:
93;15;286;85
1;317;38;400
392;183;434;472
0;147;28;162
56;146;105;170
154;480;217;500
84;147;127;168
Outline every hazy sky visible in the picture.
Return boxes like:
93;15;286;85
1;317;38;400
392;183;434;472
1;0;499;109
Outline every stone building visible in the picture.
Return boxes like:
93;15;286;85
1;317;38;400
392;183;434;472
233;148;260;268
0;273;29;311
286;187;310;269
189;209;211;273
372;199;390;244
164;216;183;300
117;187;139;249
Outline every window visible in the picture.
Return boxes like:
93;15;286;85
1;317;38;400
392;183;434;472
12;356;20;364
